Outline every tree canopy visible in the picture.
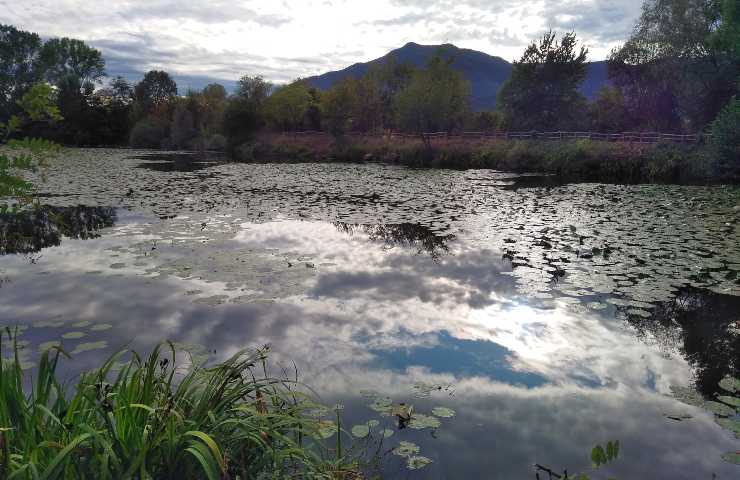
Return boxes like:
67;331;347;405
497;31;588;130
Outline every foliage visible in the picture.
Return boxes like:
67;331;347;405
466;111;502;131
0;25;43;123
0;83;61;213
133;70;178;118
264;80;315;131
128;116;169;149
395;54;471;134
321;78;356;140
589;86;631;132
0;333;364;479
709;96;740;177
608;0;738;131
38;37;106;86
498;31;588;130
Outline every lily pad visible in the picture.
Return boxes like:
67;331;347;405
62;332;86;340
367;419;379;428
407;455;433;470
351;424;370;438
408;413;441;430
669;385;704;407
369;397;393;415
90;323;113;331
716;395;740;408
704;401;736;417
71;341;108;355
716;418;740;437
393;441;420;457
719;376;740;394
721;452;740;465
431;407;456;418
380;428;394;438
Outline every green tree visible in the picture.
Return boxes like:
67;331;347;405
395;54;470;135
1;83;61;213
0;25;43;122
498;31;588;131
264;80;312;131
589;85;631;132
321;78;356;140
133;70;178;118
709;96;740;177
609;0;739;131
368;58;416;131
39;37;105;86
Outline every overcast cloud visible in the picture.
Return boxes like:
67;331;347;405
3;0;642;90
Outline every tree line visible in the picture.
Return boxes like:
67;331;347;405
1;0;738;158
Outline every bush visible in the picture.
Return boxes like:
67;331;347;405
205;133;227;151
709;97;740;178
129;117;169;149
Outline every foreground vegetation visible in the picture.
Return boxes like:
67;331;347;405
0;333;363;479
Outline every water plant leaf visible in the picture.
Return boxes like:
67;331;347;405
367;419;379;428
61;332;86;340
431;407;456;418
719;377;740;394
669;385;704;407
380;428;394;438
393;441;420;457
407;455;432;470
351;424;370;438
716;418;740;437
316;420;336;439
591;445;607;467
369;397;392;415
704;401;737;417
716;395;740;408
408;413;441;430
721;452;740;465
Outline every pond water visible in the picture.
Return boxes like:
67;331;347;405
1;149;739;478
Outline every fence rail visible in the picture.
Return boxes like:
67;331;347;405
283;130;709;144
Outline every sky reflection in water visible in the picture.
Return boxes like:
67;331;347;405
1;153;739;478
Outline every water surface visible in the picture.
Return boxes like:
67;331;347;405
1;149;739;478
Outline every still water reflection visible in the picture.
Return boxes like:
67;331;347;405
0;150;739;478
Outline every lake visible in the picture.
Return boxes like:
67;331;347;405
1;149;739;478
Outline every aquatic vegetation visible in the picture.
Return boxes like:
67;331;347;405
0;334;366;479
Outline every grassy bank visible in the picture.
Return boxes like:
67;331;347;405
0;332;364;479
239;133;731;184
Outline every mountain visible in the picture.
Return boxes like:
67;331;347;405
306;42;609;111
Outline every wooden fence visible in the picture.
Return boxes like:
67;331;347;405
284;130;709;144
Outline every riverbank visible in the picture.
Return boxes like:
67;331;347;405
236;133;733;184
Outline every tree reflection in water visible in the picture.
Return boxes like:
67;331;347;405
628;287;740;396
0;206;117;256
334;222;455;260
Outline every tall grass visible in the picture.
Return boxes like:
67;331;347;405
0;329;361;479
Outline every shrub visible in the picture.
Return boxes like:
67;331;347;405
129;117;169;149
709;97;740;178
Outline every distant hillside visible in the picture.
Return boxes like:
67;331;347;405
306;42;609;111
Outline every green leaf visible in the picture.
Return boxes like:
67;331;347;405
351;424;370;438
39;433;92;480
393;441;420;458
431;406;456;418
721;452;740;464
719;376;740;394
407;455;433;470
716;395;740;408
716;418;740;436
591;445;607;467
704;401;736;417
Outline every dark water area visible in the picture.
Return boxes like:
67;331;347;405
1;149;739;478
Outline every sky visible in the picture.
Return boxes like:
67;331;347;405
3;0;643;91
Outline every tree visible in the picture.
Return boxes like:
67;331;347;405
709;96;740;177
395;54;471;135
609;0;739;131
264;80;312;131
497;31;588;130
368;58;416;131
321;78;356;140
589;85;631;132
133;70;178;117
0;25;43;122
235;75;272;108
39;37;105;86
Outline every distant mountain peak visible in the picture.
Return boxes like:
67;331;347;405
306;43;609;111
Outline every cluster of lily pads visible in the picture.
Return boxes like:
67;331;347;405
344;383;458;471
670;376;740;464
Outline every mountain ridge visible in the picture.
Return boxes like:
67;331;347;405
306;42;609;111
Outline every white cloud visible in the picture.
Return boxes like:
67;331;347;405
2;0;642;87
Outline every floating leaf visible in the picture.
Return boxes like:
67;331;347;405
71;341;108;355
704;401;737;417
721;452;740;465
716;395;740;408
407;455;432;470
351;424;370;439
431;407;456;418
669;385;704;407
380;429;394;438
369;397;392;415
61;332;86;340
393;441;420;457
367;419;379;428
359;389;379;398
719;376;740;394
408;414;441;430
716;418;740;437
